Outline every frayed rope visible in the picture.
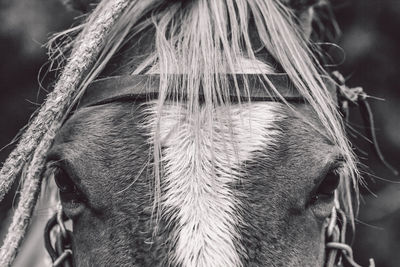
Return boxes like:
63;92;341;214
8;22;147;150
0;0;130;266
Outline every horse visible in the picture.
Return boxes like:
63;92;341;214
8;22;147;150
0;0;380;266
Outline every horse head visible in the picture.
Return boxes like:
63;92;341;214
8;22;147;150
1;0;379;266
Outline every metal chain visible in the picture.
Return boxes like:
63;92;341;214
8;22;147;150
324;193;375;267
44;204;73;267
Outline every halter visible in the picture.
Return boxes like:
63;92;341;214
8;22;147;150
75;74;336;108
44;73;384;267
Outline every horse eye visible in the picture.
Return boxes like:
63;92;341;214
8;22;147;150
53;168;77;194
310;169;341;204
318;170;341;196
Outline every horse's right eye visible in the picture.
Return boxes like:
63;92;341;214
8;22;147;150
53;168;78;194
51;166;86;218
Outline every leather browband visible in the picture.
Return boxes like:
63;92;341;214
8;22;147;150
77;74;337;109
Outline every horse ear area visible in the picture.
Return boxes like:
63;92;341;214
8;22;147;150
60;0;99;13
283;0;320;10
282;0;322;38
60;0;321;16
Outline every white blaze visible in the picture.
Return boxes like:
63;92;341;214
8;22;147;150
146;102;282;267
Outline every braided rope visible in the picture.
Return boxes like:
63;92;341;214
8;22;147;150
0;1;130;266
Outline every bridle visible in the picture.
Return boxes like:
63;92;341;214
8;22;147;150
44;72;383;267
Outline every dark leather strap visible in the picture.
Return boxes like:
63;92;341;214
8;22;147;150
77;74;337;108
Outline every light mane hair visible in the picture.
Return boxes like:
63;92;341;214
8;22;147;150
0;1;359;266
70;0;358;219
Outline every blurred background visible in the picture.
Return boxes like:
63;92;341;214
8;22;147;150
0;0;399;266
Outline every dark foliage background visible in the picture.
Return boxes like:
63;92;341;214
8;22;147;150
0;0;399;266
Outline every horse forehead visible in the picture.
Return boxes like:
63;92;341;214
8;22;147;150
51;101;337;266
54;101;332;154
51;101;336;196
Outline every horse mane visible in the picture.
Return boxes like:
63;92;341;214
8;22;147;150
0;1;359;265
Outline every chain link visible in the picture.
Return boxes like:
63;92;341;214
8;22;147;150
44;204;73;267
324;192;375;267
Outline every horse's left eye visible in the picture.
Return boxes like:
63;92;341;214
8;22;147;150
317;170;341;196
310;169;341;204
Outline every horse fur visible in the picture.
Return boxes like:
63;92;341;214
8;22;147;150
39;98;344;266
1;0;359;266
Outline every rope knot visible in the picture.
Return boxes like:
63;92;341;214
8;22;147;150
331;71;398;176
